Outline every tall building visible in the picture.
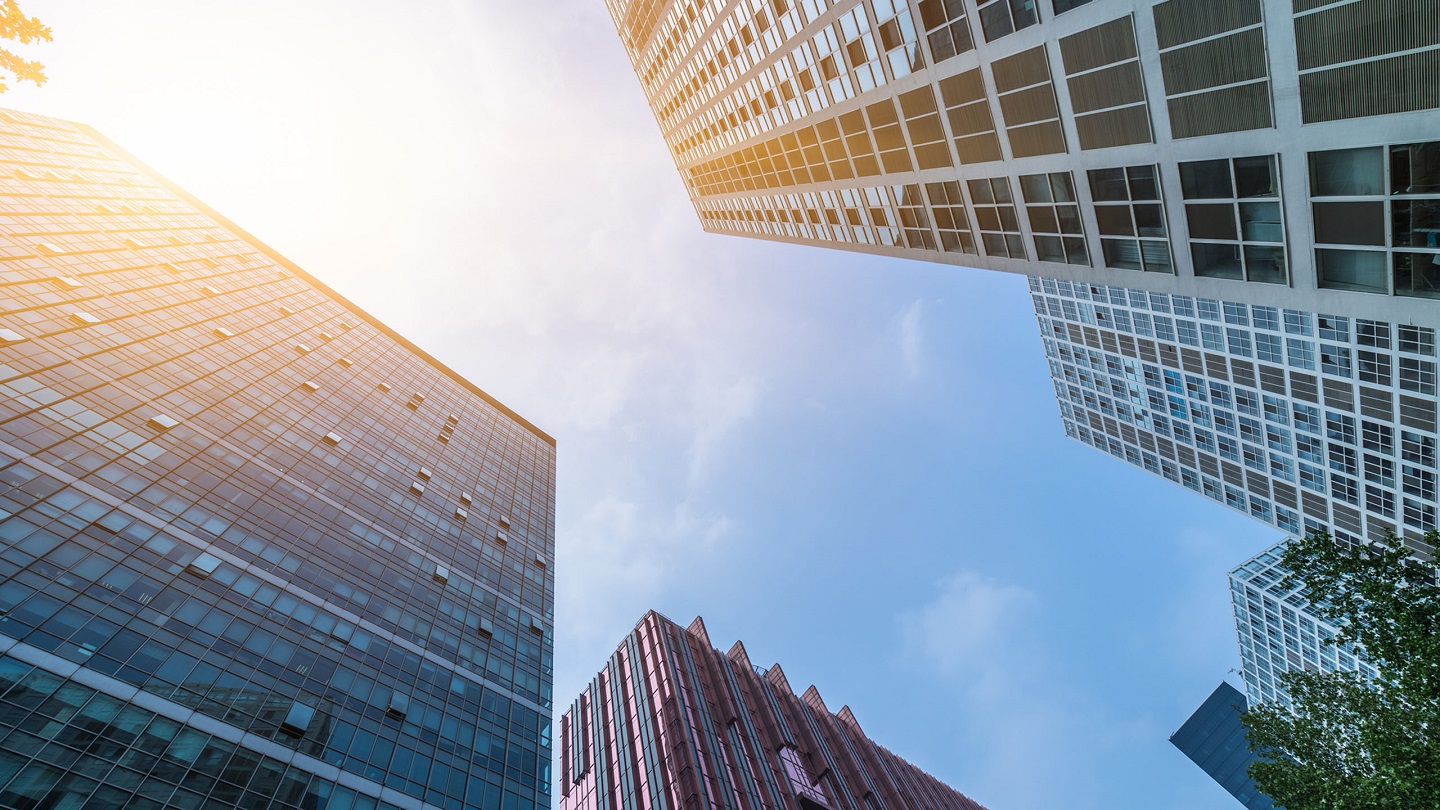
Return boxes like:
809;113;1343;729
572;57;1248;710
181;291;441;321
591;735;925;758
559;611;988;810
605;0;1439;323
1169;682;1278;810
1030;276;1438;554
1229;541;1369;709
605;0;1440;550
0;109;555;810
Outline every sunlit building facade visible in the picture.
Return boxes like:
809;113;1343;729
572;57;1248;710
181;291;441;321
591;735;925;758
605;0;1440;321
0;109;555;810
604;0;1440;549
560;611;988;810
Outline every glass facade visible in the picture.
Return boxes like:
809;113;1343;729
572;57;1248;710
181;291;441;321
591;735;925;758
0;109;555;810
560;612;988;810
1169;682;1277;810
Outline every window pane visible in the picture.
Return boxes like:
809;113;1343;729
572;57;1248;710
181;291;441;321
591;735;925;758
1050;172;1076;203
1395;252;1440;299
1141;241;1173;273
1392;199;1440;248
1244;245;1288;284
1317;248;1388;293
991;178;1013;203
1102;238;1142;270
1089;168;1128;202
1095;206;1133;236
1192;243;1243;279
1234;155;1279;198
999;206;1019;231
1239;201;1284;242
967;179;994;203
1020;174;1051;203
1127;165;1160;200
1133;203;1166;237
1187;203;1238;240
1309;147;1384;196
1056;206;1083;234
1027;205;1057;232
1391;141;1440;195
1313;201;1385;246
1009;0;1038;28
1034;234;1065;262
979;4;1014;41
1180;159;1232;199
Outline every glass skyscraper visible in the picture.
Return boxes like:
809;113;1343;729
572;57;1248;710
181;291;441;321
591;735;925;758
0;109;554;810
1169;682;1277;810
560;611;988;810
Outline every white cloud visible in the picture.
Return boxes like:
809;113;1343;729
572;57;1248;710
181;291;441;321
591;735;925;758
554;495;733;697
902;570;1037;681
688;375;761;482
897;572;1117;810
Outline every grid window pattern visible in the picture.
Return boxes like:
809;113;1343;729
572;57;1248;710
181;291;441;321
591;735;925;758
0;655;416;810
937;67;1004;164
991;45;1068;158
1021;172;1089;265
969;177;1027;259
1293;0;1440;123
1310;141;1440;298
0;110;555;810
1179;155;1288;284
976;0;1039;43
1152;0;1275;138
1030;275;1439;553
925;181;978;254
1088;164;1172;273
917;0;974;64
1230;543;1373;711
872;0;924;80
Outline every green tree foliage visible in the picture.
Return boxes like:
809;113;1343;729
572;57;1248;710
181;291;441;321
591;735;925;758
0;0;48;93
1241;529;1440;809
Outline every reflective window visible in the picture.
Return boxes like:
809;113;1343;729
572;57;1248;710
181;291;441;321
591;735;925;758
1180;156;1287;284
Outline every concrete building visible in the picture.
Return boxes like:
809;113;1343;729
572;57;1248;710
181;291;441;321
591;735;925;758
605;0;1439;322
0;109;554;810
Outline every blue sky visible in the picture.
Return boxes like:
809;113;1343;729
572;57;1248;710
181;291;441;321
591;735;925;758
9;1;1282;807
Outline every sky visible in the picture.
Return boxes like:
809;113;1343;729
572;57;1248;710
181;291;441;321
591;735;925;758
4;2;1285;808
